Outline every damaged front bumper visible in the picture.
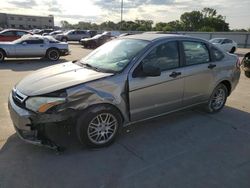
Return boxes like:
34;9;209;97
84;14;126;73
8;93;75;151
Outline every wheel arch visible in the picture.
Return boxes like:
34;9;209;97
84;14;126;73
0;48;7;56
46;47;59;54
76;103;125;123
219;80;232;96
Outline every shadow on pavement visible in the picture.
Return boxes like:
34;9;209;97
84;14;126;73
1;106;250;188
0;58;68;72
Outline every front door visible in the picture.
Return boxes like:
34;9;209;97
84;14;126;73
128;41;185;121
15;39;46;56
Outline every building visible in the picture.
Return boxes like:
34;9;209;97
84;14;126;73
0;13;54;29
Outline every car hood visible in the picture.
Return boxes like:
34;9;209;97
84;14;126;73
81;38;93;42
16;62;113;96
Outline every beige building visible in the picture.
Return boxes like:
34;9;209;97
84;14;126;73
0;13;54;29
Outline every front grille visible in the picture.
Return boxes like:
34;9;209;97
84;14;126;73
12;88;27;108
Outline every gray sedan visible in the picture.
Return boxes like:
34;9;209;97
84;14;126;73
0;35;69;62
8;34;240;150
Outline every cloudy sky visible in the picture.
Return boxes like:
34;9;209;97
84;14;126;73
0;0;249;29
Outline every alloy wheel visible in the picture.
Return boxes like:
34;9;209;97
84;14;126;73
87;113;118;145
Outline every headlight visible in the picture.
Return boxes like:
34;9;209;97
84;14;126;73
25;97;66;113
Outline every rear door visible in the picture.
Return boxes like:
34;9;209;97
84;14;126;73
181;41;215;106
128;40;185;121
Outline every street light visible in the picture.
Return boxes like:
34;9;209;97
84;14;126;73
120;0;123;30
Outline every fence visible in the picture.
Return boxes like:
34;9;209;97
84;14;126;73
119;31;250;48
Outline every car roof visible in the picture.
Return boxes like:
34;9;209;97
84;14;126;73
19;34;55;40
122;33;203;42
0;29;30;33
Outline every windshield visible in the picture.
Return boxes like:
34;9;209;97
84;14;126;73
210;38;223;43
80;39;150;73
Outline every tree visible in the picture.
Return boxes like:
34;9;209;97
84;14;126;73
202;8;217;18
180;11;203;31
60;20;72;29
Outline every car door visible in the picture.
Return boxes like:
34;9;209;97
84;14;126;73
128;41;185;122
67;31;76;41
181;40;215;106
15;39;46;56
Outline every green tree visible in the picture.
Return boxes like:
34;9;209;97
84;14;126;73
180;11;203;31
60;20;72;29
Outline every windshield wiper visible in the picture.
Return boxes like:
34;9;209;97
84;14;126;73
81;62;103;72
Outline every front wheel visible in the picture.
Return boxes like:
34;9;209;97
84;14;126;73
46;49;60;61
61;37;68;42
76;106;122;148
205;84;228;113
245;71;250;78
0;50;5;62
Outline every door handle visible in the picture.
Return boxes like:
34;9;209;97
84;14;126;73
208;64;216;69
40;45;44;47
169;71;181;78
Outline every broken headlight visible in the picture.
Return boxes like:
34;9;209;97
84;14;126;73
25;97;66;113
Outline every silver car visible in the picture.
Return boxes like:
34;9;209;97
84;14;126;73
55;30;90;42
0;35;69;62
8;34;241;150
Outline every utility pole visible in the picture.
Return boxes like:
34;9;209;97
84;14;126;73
120;0;123;30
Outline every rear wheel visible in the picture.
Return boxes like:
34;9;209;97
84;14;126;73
76;106;122;148
0;50;5;62
205;84;228;113
245;71;250;78
230;47;236;53
46;48;60;61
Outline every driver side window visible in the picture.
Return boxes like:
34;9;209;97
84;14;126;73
142;41;179;72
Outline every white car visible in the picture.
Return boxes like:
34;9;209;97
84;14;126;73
0;35;69;62
209;38;237;53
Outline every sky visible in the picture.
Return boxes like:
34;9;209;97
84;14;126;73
0;0;249;29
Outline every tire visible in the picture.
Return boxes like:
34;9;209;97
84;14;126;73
205;84;228;113
0;50;5;62
46;48;60;61
230;47;236;53
61;37;67;42
245;71;250;78
76;105;122;148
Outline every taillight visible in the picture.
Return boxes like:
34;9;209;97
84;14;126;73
236;57;241;69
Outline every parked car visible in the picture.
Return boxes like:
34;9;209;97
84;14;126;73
8;34;240;150
55;30;90;42
209;38;237;53
0;29;31;42
48;30;63;37
80;33;113;48
242;52;250;77
34;29;54;35
0;35;69;62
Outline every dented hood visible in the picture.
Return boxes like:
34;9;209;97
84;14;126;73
16;62;113;96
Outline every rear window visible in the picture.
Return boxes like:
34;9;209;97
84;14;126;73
183;41;210;65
